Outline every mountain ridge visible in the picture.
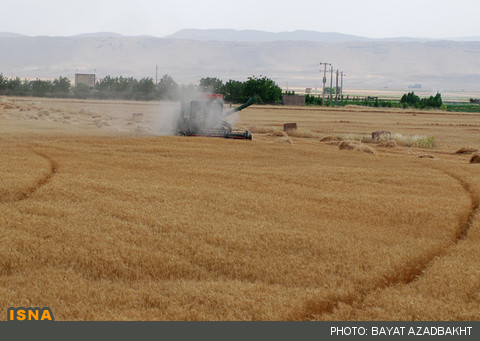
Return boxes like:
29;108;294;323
1;29;480;42
1;32;479;91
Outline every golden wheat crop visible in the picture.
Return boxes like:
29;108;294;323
1;97;480;320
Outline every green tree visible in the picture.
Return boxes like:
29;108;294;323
52;76;71;97
95;75;116;98
199;77;224;94
400;91;421;106
401;91;442;109
243;75;282;104
157;74;178;100
305;94;323;106
116;77;136;99
0;74;7;93
432;93;443;108
134;77;156;100
30;79;53;97
7;77;24;95
73;83;91;99
223;80;244;102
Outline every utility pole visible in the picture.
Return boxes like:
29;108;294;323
155;65;158;85
335;69;339;103
340;71;345;99
329;65;334;106
319;62;330;106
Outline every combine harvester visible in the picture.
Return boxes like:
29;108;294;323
177;93;254;140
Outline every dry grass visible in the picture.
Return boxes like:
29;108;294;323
338;140;361;150
1;97;480;321
354;145;375;154
456;146;479;154
285;129;313;138
320;135;345;142
377;140;397;148
238;105;478;152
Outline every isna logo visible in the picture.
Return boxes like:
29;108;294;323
7;307;54;321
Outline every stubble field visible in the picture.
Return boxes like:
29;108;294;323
1;96;480;320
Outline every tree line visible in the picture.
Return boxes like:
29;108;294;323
400;92;443;109
198;76;282;104
303;91;444;109
0;73;283;104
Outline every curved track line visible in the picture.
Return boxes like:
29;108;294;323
1;148;57;203
443;171;479;240
291;168;479;320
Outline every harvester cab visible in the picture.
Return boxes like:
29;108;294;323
177;93;254;140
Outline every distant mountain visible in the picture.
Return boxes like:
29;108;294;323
2;30;480;42
448;36;480;42
165;29;376;43
166;29;480;43
0;32;27;38
1;32;480;91
72;32;125;38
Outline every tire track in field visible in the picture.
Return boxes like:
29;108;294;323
1;148;57;203
443;171;479;240
292;167;479;320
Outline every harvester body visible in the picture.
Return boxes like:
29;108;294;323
177;94;254;140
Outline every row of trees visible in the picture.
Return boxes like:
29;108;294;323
0;75;72;98
303;92;444;109
199;76;283;104
0;73;283;104
0;74;180;101
1;73;445;109
400;92;443;109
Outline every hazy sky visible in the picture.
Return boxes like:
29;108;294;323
2;0;479;39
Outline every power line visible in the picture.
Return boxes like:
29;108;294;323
329;65;333;106
335;69;339;103
319;62;330;106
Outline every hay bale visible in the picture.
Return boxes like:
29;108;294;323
270;130;286;137
320;135;344;142
132;113;143;123
93;118;109;128
134;125;152;135
354;145;375;154
378;139;397;148
470;153;480;164
339;140;360;150
456;146;478;154
276;136;293;144
325;141;342;146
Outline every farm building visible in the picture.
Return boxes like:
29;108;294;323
282;94;305;106
75;73;96;89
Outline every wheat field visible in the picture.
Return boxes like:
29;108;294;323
1;97;480;320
